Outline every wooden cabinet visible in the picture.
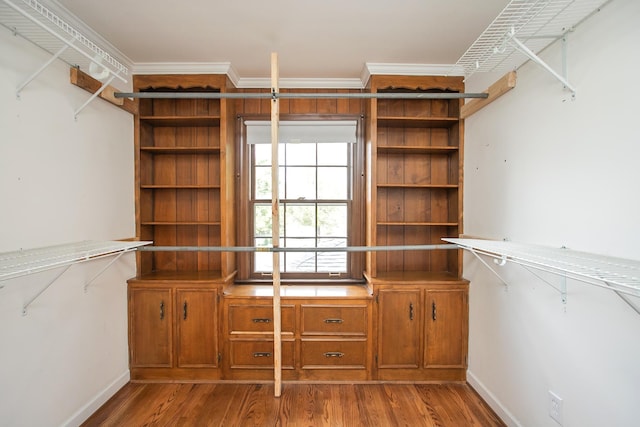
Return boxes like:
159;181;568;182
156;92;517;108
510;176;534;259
128;276;222;380
374;279;469;381
129;288;173;368
222;285;373;381
366;75;464;278
134;74;236;278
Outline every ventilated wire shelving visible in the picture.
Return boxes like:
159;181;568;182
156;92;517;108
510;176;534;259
444;238;640;303
0;0;129;116
454;0;611;92
0;240;151;314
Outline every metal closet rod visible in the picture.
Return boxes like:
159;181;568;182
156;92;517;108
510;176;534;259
138;244;458;252
114;91;488;100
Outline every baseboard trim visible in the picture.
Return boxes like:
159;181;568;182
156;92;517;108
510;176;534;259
61;370;130;427
467;370;523;427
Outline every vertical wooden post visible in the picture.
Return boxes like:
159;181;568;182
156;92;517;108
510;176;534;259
270;52;283;397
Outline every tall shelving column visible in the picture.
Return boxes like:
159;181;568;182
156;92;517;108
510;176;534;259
366;75;465;280
134;74;236;279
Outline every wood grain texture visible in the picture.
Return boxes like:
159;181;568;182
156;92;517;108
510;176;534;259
82;383;505;427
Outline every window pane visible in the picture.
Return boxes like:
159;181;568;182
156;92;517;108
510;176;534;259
255;204;284;236
318;167;347;199
318;204;348;237
254;166;271;199
285;167;316;200
254;144;271;166
317;238;347;272
318;143;348;166
254;237;272;272
284;238;315;272
285;143;315;165
284;204;315;237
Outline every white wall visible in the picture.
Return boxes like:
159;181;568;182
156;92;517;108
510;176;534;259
463;0;640;426
0;25;135;427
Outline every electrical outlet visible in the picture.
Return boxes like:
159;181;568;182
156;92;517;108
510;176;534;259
549;390;563;425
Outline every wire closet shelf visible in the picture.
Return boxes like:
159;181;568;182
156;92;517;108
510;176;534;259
444;238;640;298
454;0;611;78
0;240;150;283
0;0;128;85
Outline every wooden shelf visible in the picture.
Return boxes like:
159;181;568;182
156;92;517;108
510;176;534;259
140;147;221;154
141;185;221;189
140;116;221;127
141;221;221;226
377;116;458;128
377;183;458;189
377;145;458;154
364;270;467;285
377;222;458;227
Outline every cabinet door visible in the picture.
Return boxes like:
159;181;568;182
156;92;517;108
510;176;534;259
424;289;468;368
129;288;173;367
377;289;421;369
176;289;218;368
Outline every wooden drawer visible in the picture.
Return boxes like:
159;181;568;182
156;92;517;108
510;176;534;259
229;340;295;369
228;304;295;334
300;339;367;369
301;305;367;336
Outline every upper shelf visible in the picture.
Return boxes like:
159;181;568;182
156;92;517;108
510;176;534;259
0;240;150;282
444;238;640;297
0;0;128;86
454;0;611;78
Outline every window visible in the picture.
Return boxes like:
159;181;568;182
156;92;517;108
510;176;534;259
240;119;363;280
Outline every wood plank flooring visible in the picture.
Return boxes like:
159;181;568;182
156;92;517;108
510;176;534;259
82;382;505;427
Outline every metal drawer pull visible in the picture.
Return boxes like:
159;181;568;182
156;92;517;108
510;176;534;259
183;301;188;320
324;352;345;358
432;301;437;321
409;302;414;320
324;318;343;324
160;301;165;320
253;352;272;358
252;318;271;323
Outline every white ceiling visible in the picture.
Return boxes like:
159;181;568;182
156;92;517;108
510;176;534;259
54;0;509;81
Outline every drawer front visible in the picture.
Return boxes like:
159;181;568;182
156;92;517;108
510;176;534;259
228;304;295;334
301;305;367;336
300;339;367;368
229;340;295;369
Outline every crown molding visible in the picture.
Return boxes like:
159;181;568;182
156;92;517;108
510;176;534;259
363;62;465;81
237;77;364;89
131;62;240;85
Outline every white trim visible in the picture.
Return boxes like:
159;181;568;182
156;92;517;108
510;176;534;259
61;370;130;427
467;370;523;427
364;62;465;78
237;77;364;89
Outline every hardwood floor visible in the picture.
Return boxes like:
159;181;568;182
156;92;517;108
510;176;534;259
82;382;505;426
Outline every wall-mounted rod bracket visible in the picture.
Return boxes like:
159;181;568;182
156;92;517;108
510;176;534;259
506;28;576;98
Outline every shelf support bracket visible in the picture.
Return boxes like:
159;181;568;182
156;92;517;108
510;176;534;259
83;250;125;292
468;248;509;290
22;264;71;316
16;39;72;98
73;72;118;119
506;29;576;98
